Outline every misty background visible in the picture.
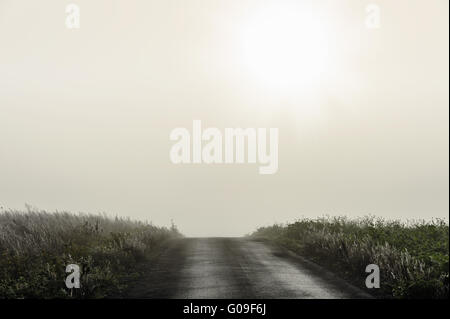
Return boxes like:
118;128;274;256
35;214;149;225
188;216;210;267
0;0;448;236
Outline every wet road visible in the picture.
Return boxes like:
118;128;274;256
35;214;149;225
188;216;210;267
126;238;371;299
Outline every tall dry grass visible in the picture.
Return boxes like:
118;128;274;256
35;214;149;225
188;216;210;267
251;216;449;298
0;208;181;298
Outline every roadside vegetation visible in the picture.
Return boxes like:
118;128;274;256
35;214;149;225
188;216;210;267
0;208;181;298
251;216;449;299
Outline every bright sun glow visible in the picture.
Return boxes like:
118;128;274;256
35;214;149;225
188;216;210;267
241;5;332;91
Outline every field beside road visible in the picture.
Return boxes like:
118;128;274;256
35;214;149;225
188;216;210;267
251;216;449;299
0;209;181;298
1;210;447;299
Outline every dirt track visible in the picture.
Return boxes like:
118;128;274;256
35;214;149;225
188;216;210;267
125;237;371;299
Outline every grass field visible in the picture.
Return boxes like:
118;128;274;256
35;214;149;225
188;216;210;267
0;208;181;298
251;216;449;299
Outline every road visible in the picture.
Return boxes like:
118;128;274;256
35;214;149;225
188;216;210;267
125;238;371;299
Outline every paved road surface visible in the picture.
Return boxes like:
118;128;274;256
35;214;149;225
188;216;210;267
126;238;371;299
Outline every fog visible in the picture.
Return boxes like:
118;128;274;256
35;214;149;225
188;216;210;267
0;0;448;236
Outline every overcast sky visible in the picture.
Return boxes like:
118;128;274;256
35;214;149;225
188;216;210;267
0;0;448;236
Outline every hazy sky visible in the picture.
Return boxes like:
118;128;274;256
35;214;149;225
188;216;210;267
0;0;448;236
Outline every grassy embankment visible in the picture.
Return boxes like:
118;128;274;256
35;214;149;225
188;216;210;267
251;216;449;299
0;209;181;298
